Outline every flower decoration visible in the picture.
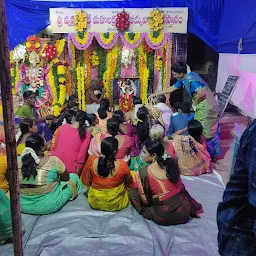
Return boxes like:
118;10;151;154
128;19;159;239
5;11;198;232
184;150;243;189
90;51;99;66
155;55;163;71
148;9;164;32
12;44;27;62
42;44;57;63
74;10;87;33
116;10;130;32
26;36;41;53
144;41;153;53
121;49;132;69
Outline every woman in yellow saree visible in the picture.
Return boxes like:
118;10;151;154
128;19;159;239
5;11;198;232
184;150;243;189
81;137;133;211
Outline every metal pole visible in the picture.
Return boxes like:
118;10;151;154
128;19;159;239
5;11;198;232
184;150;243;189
0;0;24;255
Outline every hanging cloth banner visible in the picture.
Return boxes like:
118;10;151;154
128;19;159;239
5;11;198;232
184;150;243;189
50;8;188;34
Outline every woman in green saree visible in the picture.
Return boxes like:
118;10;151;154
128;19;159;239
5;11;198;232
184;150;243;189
18;134;82;215
150;62;221;158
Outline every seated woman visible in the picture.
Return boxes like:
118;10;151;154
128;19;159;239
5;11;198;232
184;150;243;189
86;113;101;137
129;139;203;226
89;118;133;162
51;110;92;175
81;137;132;211
172;120;212;176
0;188;25;244
113;110;135;137
150;124;176;158
15;91;54;143
16;118;37;155
18;134;82;215
130;124;176;173
51;101;79;133
133;106;150;153
95;98;112;133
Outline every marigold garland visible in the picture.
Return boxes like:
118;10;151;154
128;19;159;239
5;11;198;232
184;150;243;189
155;55;163;71
66;67;73;96
99;32;115;45
148;9;164;32
147;32;165;45
123;33;141;45
48;63;67;116
56;38;66;57
75;32;90;45
138;43;149;104
74;10;87;33
83;48;91;90
90;51;99;66
76;63;86;111
103;44;118;100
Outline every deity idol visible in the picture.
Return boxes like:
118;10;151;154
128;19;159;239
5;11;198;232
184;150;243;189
17;52;53;117
118;78;137;112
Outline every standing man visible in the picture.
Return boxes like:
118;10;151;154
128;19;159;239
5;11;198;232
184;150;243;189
86;80;106;114
217;120;256;255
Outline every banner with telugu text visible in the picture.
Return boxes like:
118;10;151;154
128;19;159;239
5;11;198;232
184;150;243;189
50;8;188;34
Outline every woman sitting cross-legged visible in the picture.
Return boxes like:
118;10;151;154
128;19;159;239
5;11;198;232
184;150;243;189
15;91;54;143
81;137;133;211
51;110;92;175
86;113;101;137
95;98;113;134
89;117;133;162
129;139;203;226
172;120;212;176
18;134;82;215
16;118;37;155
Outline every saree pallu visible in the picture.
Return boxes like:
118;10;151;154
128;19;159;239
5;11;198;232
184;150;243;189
88;183;130;211
0;189;25;243
129;167;203;226
173;135;212;176
20;174;82;215
15;116;52;142
193;87;219;137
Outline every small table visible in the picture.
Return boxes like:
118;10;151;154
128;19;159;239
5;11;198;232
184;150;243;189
228;125;247;182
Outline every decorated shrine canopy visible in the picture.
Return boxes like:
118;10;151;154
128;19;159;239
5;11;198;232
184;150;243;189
5;0;222;50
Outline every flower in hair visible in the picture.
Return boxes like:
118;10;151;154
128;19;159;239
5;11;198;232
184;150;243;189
20;147;40;164
162;152;170;161
85;120;90;128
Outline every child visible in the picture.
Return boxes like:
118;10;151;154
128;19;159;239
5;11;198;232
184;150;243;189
155;95;173;134
167;102;192;139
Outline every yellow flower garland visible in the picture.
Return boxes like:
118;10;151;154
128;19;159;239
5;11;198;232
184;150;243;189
148;9;164;32
123;33;141;45
76;64;86;111
148;32;165;44
71;41;76;66
138;43;149;104
90;51;99;66
155;55;163;71
103;45;118;100
99;32;115;45
56;38;66;57
83;49;91;90
48;63;67;116
75;32;90;45
74;10;87;33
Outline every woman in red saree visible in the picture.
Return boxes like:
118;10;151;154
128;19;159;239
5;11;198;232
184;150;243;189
129;140;203;226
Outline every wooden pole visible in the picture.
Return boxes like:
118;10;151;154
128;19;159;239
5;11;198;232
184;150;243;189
0;1;24;255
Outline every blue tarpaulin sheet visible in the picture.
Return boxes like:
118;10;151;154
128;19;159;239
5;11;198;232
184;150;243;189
217;0;256;54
